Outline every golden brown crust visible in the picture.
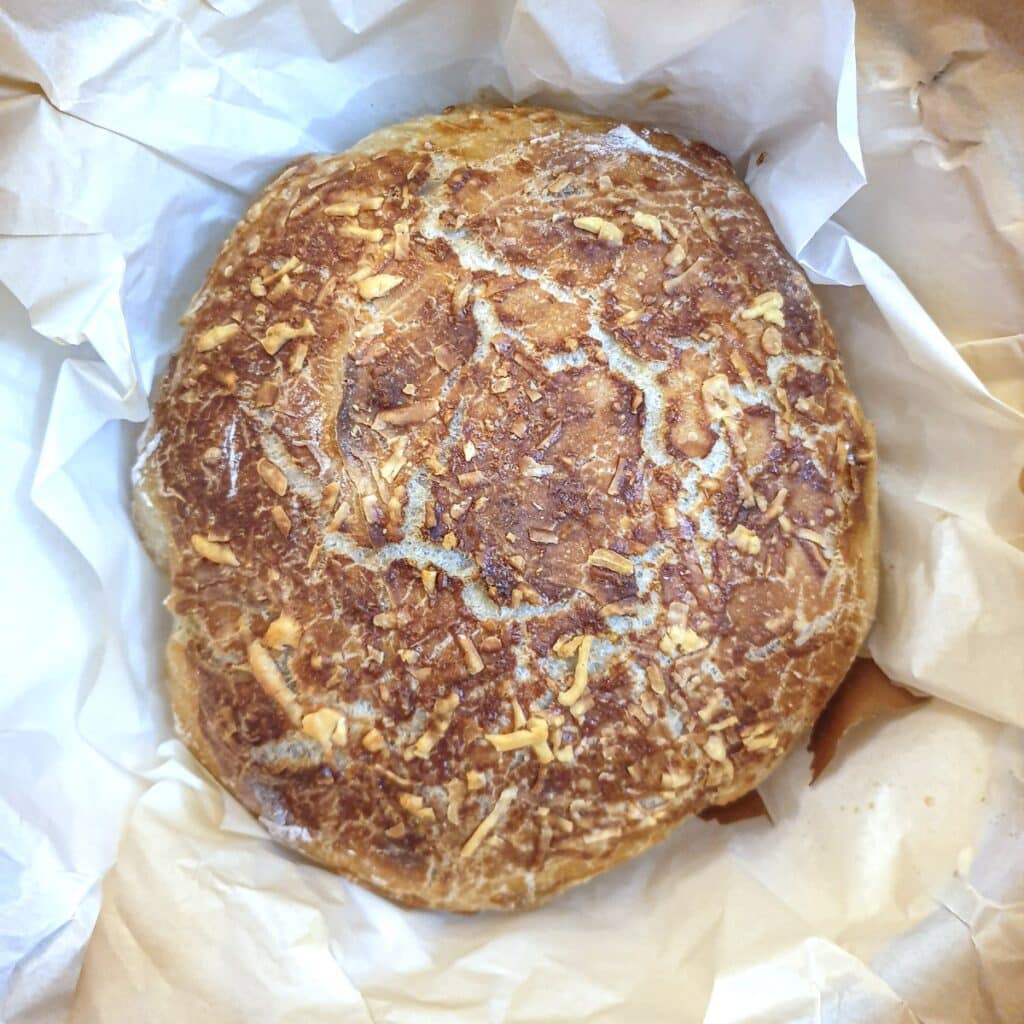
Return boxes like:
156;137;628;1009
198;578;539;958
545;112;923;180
134;105;877;911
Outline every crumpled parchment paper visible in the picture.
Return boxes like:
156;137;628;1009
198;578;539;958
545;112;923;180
1;1;1021;1021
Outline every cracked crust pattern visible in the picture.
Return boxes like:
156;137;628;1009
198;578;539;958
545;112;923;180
133;105;878;911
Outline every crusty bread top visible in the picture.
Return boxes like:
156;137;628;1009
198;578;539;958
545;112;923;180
134;105;877;911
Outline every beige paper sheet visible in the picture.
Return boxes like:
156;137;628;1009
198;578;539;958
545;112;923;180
0;1;1021;1021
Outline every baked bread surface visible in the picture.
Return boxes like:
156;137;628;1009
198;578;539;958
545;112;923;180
134;105;877;911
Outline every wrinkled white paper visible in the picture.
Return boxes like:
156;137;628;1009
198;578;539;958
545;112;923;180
1;0;1022;1021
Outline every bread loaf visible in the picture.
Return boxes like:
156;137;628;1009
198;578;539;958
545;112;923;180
133;105;877;911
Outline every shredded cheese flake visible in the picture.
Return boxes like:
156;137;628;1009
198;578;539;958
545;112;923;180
323;200;360;217
533;741;555;764
729;524;762;556
373;399;439;428
646;663;666;694
191;534;239;566
664;243;687;267
485;716;548;752
380;437;408;483
407;693;460;759
739;290;785;326
261;318;315;356
661;770;692;789
247;640;301;725
270;506;291;535
301;708;342;750
632;211;662;240
357;274;403;300
659;625;708;656
572;215;623;245
195;323;239;352
362;727;385;752
457;634;484;675
257;458;288;496
460;786;517;858
511;699;527;729
399;793;436;821
704;734;728;762
265;613;301;649
558;636;593;707
337;224;383;242
587;547;635;575
552;634;585;658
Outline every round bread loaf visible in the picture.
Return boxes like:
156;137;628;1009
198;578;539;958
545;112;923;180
133;105;877;911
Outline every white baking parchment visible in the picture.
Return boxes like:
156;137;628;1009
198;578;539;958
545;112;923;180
0;0;1022;1021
